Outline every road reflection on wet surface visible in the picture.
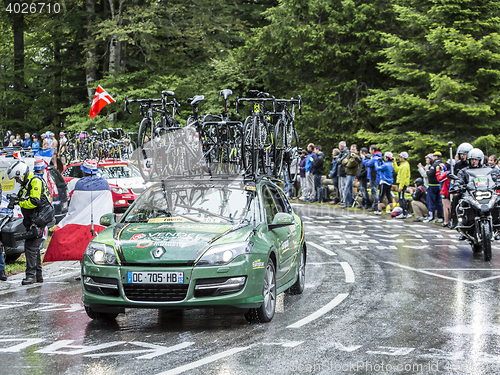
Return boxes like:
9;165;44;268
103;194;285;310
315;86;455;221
2;204;500;374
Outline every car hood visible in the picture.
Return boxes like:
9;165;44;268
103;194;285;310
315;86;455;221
107;221;253;264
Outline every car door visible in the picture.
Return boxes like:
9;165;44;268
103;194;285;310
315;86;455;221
262;184;296;285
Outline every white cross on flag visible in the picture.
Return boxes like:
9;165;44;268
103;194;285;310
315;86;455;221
89;85;115;119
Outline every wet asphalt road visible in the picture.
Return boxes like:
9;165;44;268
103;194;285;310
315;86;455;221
2;203;500;374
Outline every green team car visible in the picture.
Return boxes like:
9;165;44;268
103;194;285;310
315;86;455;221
81;176;306;322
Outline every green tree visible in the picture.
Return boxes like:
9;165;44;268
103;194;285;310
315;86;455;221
236;0;398;147
367;0;500;141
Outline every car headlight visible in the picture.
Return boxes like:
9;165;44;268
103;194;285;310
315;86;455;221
196;242;253;266
112;187;125;194
84;242;120;265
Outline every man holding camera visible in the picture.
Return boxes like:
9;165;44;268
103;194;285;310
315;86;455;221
6;160;53;285
341;144;361;208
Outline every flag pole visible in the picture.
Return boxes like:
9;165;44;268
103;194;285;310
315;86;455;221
90;172;95;236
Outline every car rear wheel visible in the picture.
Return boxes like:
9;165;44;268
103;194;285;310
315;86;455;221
245;258;276;323
85;306;119;320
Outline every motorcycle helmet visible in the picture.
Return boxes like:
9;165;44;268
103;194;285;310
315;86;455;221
457;142;473;155
415;177;424;187
6;160;29;184
467;148;484;168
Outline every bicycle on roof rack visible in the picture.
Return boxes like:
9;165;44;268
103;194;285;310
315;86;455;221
270;95;302;184
187;89;243;175
125;90;207;181
236;90;275;178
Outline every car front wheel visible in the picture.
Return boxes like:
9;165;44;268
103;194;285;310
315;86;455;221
287;247;305;295
85;306;119;321
245;258;276;323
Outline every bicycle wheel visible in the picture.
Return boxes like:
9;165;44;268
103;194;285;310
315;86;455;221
226;122;242;175
273;119;286;178
241;117;256;176
255;117;272;176
137;118;156;181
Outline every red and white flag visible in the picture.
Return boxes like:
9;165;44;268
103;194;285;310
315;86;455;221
89;85;115;119
44;173;113;262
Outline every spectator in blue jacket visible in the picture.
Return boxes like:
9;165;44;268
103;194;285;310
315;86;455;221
363;145;383;211
304;143;316;201
329;148;341;204
298;150;308;199
374;152;395;215
31;134;40;151
22;133;31;149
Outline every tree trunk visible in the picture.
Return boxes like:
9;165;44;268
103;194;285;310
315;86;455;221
86;0;97;104
10;12;25;129
107;0;124;123
54;39;62;128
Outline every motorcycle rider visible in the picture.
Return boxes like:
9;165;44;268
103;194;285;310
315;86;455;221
6;160;53;285
449;143;474;229
454;148;500;240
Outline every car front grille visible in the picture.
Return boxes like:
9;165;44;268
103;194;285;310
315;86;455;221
123;284;189;302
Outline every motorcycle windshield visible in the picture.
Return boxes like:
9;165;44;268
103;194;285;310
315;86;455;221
466;168;495;191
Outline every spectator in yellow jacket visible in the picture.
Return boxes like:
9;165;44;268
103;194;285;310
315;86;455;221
392;152;411;218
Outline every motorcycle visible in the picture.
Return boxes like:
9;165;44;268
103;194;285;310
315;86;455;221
449;168;500;261
0;195;49;262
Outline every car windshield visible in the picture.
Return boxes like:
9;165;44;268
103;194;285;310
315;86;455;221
98;164;141;179
121;182;257;225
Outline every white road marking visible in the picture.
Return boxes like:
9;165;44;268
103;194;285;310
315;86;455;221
308;241;336;255
156;346;251;375
366;346;415;356
0;338;46;352
86;341;195;359
0;302;31;310
287;293;349;329
384;262;500;284
332;342;362;352
340;262;355;283
282;341;304;348
422;268;500;271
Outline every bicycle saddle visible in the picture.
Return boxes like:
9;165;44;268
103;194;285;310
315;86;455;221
220;89;233;99
189;95;205;105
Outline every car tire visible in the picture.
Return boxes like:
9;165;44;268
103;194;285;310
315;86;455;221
287;247;305;295
85;306;119;320
245;258;276;323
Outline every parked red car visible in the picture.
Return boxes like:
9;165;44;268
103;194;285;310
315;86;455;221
62;160;147;211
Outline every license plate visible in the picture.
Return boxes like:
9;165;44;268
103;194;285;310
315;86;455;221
127;271;184;284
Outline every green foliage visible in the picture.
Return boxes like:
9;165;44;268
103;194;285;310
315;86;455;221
0;0;499;161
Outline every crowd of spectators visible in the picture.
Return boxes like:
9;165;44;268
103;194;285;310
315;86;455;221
296;141;500;229
3;130;68;168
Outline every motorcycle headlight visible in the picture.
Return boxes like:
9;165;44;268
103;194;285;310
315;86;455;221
112;187;125;194
196;242;253;266
85;242;120;265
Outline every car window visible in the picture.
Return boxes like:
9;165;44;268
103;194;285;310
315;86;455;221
98;164;141;179
262;185;279;223
275;187;292;214
63;166;83;178
122;183;256;225
49;168;67;188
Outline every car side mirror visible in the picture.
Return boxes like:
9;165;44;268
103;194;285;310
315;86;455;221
99;213;116;227
268;212;294;230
